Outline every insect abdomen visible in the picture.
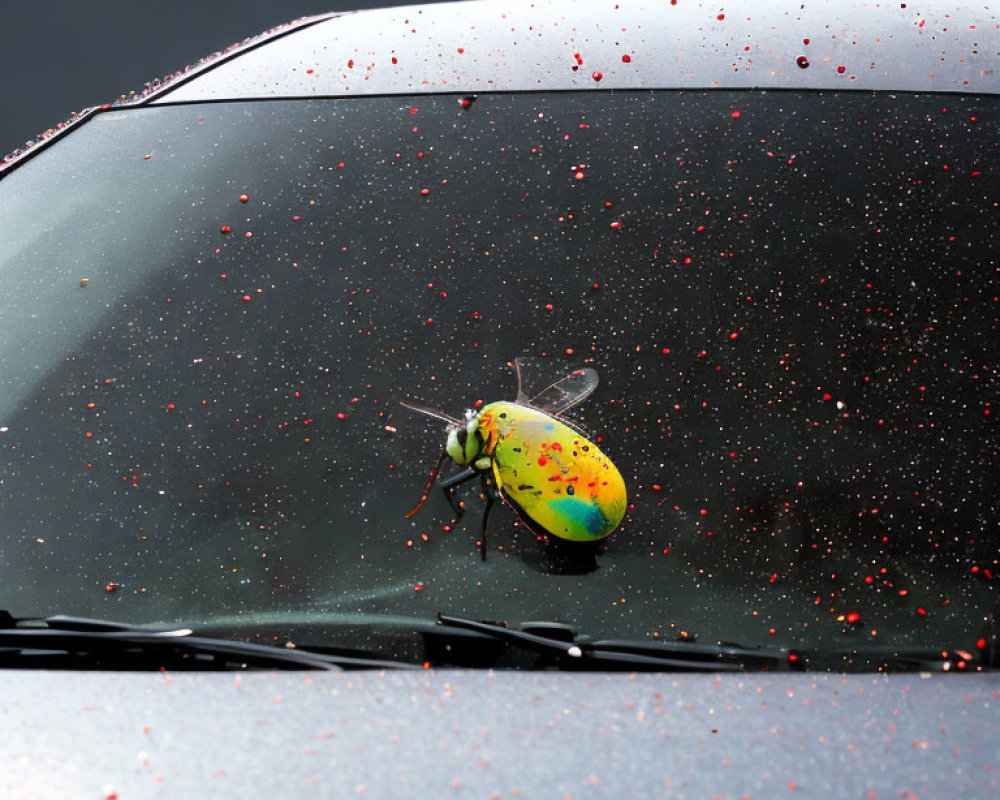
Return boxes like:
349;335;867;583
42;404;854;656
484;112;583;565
481;402;627;542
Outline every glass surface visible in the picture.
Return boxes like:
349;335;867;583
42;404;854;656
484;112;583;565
0;92;996;662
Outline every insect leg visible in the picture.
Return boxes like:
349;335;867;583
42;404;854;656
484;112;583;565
437;466;478;489
437;466;478;517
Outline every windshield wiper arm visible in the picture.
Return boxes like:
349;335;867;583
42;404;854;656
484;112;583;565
434;614;794;672
0;611;418;671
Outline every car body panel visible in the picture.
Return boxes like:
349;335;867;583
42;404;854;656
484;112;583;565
5;670;1000;798
152;0;996;103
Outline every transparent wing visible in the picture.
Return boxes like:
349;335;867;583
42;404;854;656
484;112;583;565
513;356;599;415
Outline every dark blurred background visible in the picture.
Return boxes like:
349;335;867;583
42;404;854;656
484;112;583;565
0;0;450;159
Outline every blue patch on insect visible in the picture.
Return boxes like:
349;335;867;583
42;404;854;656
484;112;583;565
549;497;606;538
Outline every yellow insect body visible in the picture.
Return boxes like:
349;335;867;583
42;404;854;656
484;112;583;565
478;402;627;542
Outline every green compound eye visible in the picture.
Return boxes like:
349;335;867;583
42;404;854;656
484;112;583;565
445;416;483;465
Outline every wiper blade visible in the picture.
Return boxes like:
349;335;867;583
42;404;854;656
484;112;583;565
434;614;794;672
0;611;418;671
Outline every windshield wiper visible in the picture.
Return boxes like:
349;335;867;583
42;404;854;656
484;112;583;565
432;615;997;673
432;614;795;672
0;611;419;671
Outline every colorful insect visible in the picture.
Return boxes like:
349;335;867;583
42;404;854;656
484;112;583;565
402;358;627;558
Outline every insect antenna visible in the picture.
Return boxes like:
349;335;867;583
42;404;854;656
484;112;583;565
404;449;449;518
399;400;462;426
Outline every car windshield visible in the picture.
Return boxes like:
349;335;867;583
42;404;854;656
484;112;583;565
0;91;996;664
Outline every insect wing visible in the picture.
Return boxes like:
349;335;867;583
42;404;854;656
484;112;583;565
513;356;599;415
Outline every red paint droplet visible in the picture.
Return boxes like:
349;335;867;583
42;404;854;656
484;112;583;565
591;71;603;82
426;318;434;325
652;484;662;491
239;193;249;203
837;65;847;74
337;412;346;420
803;38;811;45
796;56;810;69
731;109;741;118
574;170;584;180
717;13;725;21
729;331;739;340
421;188;430;196
220;225;230;234
414;583;424;592
621;54;631;63
166;403;175;411
609;220;622;229
242;295;252;302
846;611;861;624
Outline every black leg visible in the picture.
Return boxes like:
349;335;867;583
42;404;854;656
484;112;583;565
438;466;478;516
